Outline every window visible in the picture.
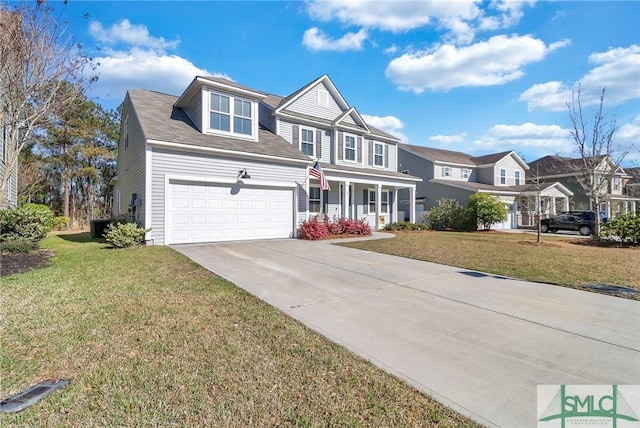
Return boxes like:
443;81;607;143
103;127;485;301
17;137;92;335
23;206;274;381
374;142;384;167
209;91;254;137
461;168;471;179
500;168;506;185
309;186;321;212
442;167;452;177
301;128;315;157
613;176;621;191
344;135;356;161
210;93;230;132
368;189;389;213
515;170;521;186
123;116;129;151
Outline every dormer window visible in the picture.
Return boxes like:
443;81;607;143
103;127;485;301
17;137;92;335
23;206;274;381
374;142;384;167
344;135;356;161
301;128;315;157
209;91;254;137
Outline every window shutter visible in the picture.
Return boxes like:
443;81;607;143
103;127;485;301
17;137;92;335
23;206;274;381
338;132;344;160
363;189;368;214
316;130;322;158
385;144;389;168
323;190;329;213
368;141;373;166
292;124;299;149
357;137;362;163
297;184;308;212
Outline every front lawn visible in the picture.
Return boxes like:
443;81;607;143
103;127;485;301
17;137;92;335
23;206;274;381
341;231;640;297
0;233;478;427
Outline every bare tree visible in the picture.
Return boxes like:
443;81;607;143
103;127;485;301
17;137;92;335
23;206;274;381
0;2;95;207
566;85;627;234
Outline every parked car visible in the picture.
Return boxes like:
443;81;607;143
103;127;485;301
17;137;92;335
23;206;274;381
540;210;604;236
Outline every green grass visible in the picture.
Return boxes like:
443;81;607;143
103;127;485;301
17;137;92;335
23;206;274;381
1;233;479;427
342;231;640;297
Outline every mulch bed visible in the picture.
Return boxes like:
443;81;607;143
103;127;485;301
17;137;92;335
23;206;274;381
0;250;54;277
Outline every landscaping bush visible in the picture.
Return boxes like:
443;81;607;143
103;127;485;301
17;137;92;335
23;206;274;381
384;222;423;231
0;239;39;254
104;222;148;248
599;214;640;245
0;203;54;247
425;198;474;231
52;216;70;231
467;193;507;230
298;217;371;240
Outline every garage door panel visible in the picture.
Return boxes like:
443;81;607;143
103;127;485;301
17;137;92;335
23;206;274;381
169;182;293;244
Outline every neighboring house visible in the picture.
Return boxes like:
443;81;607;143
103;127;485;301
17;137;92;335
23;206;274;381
623;167;640;200
397;144;573;229
528;155;638;219
112;75;420;245
0;124;18;209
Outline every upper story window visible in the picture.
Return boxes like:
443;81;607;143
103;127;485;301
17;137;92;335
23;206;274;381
515;170;521;186
344;135;356;161
374;142;384;167
301;128;315;157
613;176;621;191
209;91;253;137
442;166;452;178
500;168;507;185
461;168;471;179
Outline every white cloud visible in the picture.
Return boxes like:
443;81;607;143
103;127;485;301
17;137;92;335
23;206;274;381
520;45;640;111
474;122;573;158
302;27;367;51
86;20;225;105
305;0;534;45
362;114;407;141
386;35;567;93
617;114;640;150
429;133;468;145
384;44;398;55
88;19;179;52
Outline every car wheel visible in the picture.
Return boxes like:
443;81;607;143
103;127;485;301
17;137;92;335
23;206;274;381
540;224;549;233
579;226;591;236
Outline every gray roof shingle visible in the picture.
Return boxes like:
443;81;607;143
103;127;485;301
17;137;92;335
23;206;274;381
128;89;310;162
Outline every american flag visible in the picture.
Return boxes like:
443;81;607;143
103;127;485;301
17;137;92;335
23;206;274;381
310;161;330;191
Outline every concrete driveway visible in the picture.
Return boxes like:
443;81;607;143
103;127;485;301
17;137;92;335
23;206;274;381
173;236;640;427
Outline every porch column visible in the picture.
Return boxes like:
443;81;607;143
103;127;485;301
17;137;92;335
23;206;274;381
631;201;636;215
410;186;416;223
550;197;556;215
393;188;398;223
606;201;612;219
344;180;351;219
375;183;382;229
563;197;569;211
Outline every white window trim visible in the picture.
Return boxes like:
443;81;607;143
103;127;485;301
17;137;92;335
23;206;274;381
309;185;321;213
343;133;357;163
442;166;452;178
499;168;507;185
368;188;389;214
300;127;315;158
461;168;471;179
514;170;521;186
207;90;257;140
373;142;385;167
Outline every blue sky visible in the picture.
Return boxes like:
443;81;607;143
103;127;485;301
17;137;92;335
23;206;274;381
34;1;640;165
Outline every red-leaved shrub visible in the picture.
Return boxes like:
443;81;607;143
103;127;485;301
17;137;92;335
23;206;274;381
298;217;371;240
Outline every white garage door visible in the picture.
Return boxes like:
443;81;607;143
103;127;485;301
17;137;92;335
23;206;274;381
169;181;294;244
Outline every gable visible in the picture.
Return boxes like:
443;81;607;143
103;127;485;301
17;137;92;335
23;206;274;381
285;81;344;121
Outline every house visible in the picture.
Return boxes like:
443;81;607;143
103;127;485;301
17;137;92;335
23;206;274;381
397;144;573;229
112;75;421;245
624;167;640;200
0;125;18;209
527;155;638;219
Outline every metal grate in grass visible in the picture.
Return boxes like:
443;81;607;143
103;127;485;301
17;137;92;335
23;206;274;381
0;380;69;413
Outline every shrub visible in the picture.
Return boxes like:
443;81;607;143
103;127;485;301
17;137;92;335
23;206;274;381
599;214;640;245
298;218;329;240
52;216;70;231
467;193;507;230
0;203;54;245
104;222;148;248
384;222;423;231
298;217;371;240
0;239;39;253
425;198;473;231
